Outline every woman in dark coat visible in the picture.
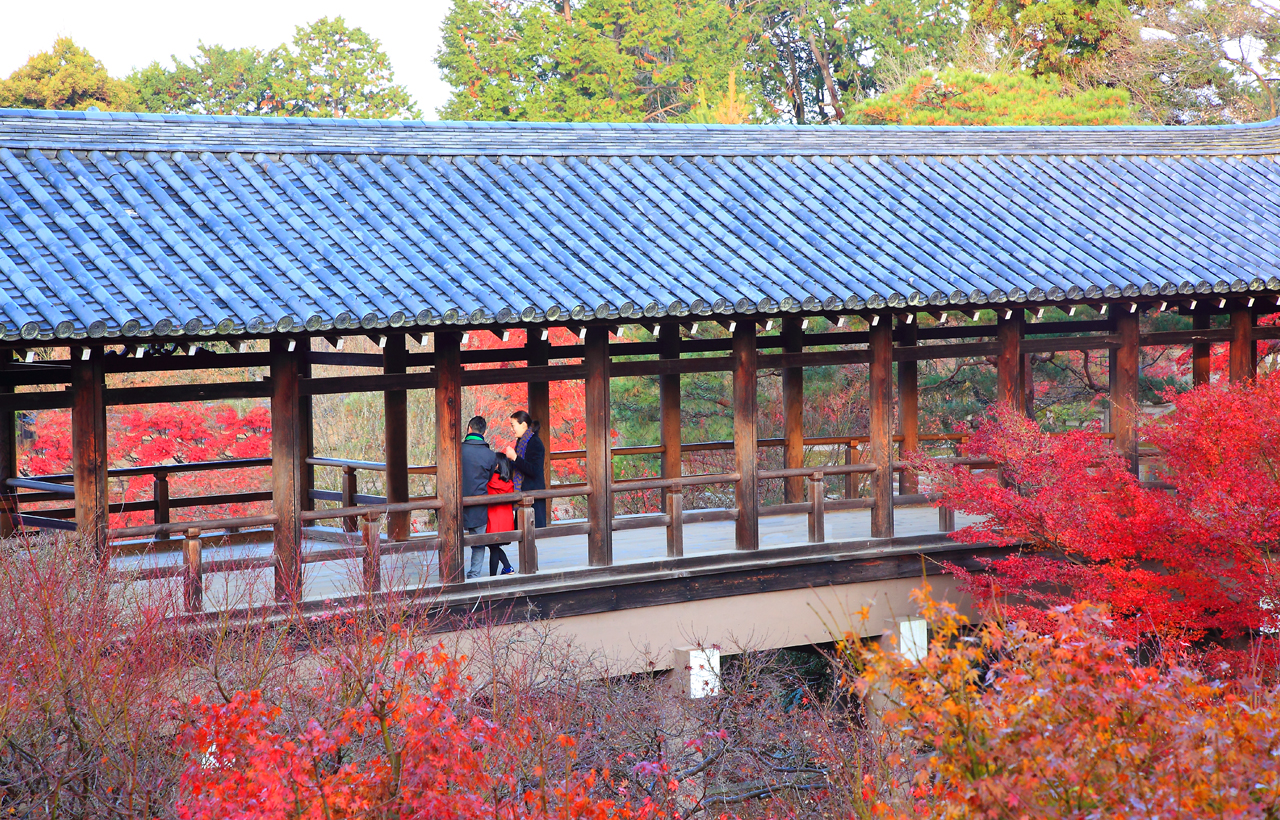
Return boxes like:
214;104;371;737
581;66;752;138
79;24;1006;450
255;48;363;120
504;410;547;528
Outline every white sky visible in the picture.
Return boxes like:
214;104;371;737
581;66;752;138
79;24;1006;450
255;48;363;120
0;0;458;118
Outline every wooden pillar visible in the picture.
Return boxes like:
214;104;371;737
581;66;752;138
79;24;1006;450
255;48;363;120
526;332;552;488
300;343;314;514
733;320;759;551
435;331;464;585
584;326;613;566
660;329;683;559
270;338;303;602
1191;312;1211;386
869;319;894;539
383;333;409;541
996;311;1023;409
1230;308;1257;382
71;347;108;555
781;318;805;503
1110;312;1140;475
0;353;17;539
896;317;919;495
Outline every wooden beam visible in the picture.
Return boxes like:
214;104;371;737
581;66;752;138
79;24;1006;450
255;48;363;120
383;333;410;541
1192;313;1211;386
781;318;805;503
896;318;919;495
435;331;464;585
1230;308;1256;382
0;353;15;538
526;332;552;489
733;321;759;551
584;326;613;566
1110;313;1140;475
270;338;303;602
869;321;894;538
996;311;1023;409
71;347;108;554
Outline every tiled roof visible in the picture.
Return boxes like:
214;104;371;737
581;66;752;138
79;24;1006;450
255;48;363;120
2;108;1279;341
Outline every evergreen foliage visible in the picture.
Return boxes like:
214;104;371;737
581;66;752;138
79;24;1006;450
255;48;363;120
848;68;1132;124
131;18;419;118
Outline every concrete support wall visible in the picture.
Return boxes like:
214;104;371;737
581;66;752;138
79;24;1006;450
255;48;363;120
444;574;969;677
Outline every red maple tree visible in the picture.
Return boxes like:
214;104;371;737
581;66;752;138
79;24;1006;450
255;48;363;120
921;375;1280;661
20;404;271;527
178;643;661;820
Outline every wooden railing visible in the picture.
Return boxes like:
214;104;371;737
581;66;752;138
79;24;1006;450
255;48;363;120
3;433;992;614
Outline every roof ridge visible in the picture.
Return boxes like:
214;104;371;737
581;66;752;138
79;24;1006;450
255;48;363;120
2;108;1280;157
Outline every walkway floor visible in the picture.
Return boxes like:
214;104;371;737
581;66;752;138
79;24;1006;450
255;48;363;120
113;505;982;611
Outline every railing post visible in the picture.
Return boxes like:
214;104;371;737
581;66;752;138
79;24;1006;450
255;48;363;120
733;320;759;551
781;318;805;504
1191;311;1211;386
517;496;537;574
270;337;303;603
666;487;684;558
153;471;170;543
807;471;825;543
435;330;464;585
361;511;381;593
341;466;359;533
183;527;202;612
844;440;856;500
71;346;108;555
383;333;410;541
869;320;894;539
585;326;613;566
1;352;18;538
1230;306;1257;382
938;504;956;533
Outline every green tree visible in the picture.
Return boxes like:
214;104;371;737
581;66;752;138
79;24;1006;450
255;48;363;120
437;0;965;123
968;0;1133;75
438;0;761;122
848;68;1132;124
130;45;281;116
0;37;137;111
755;0;965;123
131;18;418;119
275;17;419;118
1076;0;1280;123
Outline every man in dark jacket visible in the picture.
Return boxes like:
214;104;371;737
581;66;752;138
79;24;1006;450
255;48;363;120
461;416;497;579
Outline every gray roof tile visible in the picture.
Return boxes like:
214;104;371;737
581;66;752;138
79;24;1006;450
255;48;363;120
1;109;1280;340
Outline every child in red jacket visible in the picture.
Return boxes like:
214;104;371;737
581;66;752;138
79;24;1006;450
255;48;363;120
486;454;516;575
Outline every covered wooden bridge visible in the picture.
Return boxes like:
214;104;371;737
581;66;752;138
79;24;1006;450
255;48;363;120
0;109;1277;627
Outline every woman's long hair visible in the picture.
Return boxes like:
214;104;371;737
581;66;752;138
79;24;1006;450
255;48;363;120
510;409;541;435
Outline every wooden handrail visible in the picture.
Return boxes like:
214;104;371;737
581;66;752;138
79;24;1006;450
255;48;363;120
28;457;271;483
610;473;741;493
758;464;878;480
110;513;279;539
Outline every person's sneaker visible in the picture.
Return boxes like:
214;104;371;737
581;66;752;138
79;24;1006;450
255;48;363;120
501;567;515;575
